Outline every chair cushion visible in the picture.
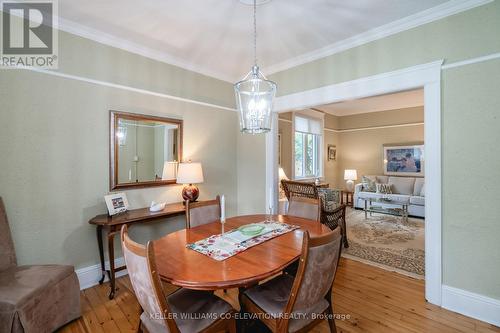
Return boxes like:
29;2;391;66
244;274;329;332
413;178;425;196
357;192;383;200
410;196;425;206
388;177;415;195
323;201;341;213
141;288;233;333
0;265;75;309
375;176;389;184
361;176;376;192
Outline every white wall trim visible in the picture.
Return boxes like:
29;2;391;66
19;67;236;112
269;60;444;306
442;285;500;326
266;113;279;213
264;0;492;75
5;8;233;83
442;52;500;70
324;122;424;133
76;257;128;290
278;118;292;124
274;60;443;113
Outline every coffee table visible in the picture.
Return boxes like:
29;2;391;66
361;197;409;222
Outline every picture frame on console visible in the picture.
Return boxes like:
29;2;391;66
104;192;129;215
383;143;424;177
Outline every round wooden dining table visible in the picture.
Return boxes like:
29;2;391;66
153;214;331;290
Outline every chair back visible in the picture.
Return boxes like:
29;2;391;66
121;225;179;333
287;196;320;222
185;196;221;229
0;197;17;271
281;180;318;200
286;228;342;316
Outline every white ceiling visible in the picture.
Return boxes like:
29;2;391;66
55;0;474;82
314;89;424;116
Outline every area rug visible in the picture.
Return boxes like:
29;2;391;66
343;208;425;278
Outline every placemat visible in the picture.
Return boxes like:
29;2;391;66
186;221;300;261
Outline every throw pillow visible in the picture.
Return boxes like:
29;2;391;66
420;184;425;197
361;176;376;192
376;183;392;194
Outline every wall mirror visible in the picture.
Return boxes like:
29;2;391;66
110;111;182;190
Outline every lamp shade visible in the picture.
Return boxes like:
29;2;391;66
162;161;178;180
278;167;289;181
177;162;204;184
344;169;358;181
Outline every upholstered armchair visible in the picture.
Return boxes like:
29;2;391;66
0;197;81;333
281;180;348;248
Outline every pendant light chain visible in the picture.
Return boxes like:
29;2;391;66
253;0;257;67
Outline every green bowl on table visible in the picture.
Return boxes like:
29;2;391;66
238;224;265;236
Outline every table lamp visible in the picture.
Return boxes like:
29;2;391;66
177;162;204;202
344;169;357;192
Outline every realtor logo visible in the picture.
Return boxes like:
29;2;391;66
1;0;58;68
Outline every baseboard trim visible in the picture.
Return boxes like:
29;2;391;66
442;285;500;327
76;257;128;290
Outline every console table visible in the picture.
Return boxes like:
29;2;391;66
88;202;185;299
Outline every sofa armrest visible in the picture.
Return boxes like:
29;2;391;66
354;183;363;194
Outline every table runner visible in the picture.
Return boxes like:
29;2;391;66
186;221;300;261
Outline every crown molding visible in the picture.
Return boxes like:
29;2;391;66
3;0;491;83
263;0;493;75
55;17;236;83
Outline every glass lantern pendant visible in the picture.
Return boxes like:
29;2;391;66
234;0;277;134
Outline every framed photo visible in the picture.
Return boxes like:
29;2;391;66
104;192;129;215
383;143;424;177
327;144;337;161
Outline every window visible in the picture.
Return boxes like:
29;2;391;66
294;115;322;178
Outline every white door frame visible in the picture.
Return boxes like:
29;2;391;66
265;60;444;306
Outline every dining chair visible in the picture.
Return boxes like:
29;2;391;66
282;180;348;248
240;227;343;333
120;225;236;333
185;195;221;229
287;196;321;222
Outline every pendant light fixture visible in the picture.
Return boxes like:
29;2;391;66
234;0;277;134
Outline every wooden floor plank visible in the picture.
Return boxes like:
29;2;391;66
58;258;500;333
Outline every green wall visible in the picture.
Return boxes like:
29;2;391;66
0;18;239;270
269;1;500;300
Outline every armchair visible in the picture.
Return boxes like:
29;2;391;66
281;180;348;248
0;197;81;333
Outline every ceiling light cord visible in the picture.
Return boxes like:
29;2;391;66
253;0;257;67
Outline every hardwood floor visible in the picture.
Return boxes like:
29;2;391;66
59;258;500;333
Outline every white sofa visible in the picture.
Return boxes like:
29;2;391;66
354;175;425;218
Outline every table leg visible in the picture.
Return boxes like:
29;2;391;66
107;229;116;299
96;225;106;285
364;200;367;219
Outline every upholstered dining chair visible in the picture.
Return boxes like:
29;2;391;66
287;196;320;222
0;197;81;333
240;227;343;333
121;225;236;333
185;196;221;229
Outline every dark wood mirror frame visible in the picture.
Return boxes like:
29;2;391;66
110;111;183;191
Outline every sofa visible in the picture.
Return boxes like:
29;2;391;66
354;175;425;218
